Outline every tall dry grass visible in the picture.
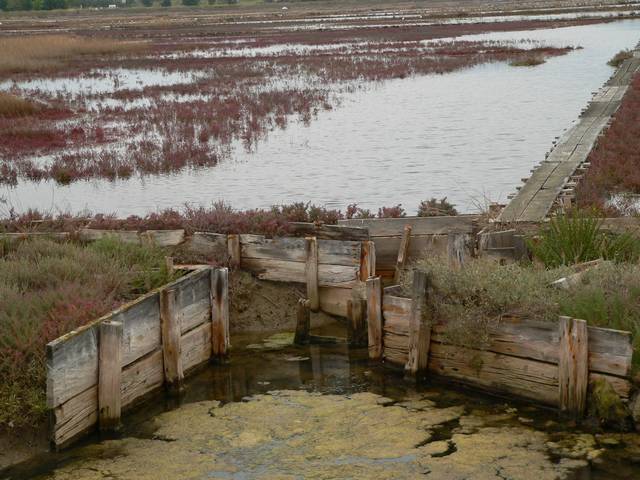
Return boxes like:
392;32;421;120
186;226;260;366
0;35;143;75
0;92;41;117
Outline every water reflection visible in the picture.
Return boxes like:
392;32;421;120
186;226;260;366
3;20;640;216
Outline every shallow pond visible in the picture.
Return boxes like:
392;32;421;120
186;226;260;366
4;332;640;480
3;20;640;216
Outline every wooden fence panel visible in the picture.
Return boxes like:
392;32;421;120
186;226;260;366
380;290;633;410
47;267;227;449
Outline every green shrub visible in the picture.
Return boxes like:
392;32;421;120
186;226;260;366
0;237;178;429
417;197;458;217
528;212;640;267
409;256;640;370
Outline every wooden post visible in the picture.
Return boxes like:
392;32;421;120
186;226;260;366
347;289;367;347
447;233;466;268
211;267;230;359
305;237;320;312
165;256;174;276
394;225;412;283
294;298;310;344
405;270;431;375
366;277;383;359
98;320;123;432
160;288;184;394
360;240;376;281
558;316;589;416
227;234;241;269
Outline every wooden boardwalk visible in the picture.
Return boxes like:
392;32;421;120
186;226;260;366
499;48;640;223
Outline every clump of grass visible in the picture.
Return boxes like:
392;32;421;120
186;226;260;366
0;93;41;118
0;35;144;75
528;211;640;267
0;237;177;429
608;49;633;68
417;197;458;217
408;256;640;371
510;56;545;67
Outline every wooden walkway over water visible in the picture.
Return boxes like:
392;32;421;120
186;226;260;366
499;48;640;223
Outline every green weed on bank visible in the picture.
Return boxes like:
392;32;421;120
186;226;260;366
0;237;177;429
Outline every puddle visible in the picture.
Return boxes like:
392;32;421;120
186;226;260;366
3;331;640;480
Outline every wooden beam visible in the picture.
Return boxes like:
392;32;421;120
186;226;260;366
211;268;230;359
405;270;430;375
227;234;241;269
558;316;589;416
394;225;412;283
294;299;310;345
98;321;122;432
287;222;369;241
347;290;367;347
160;288;184;394
305;237;320;312
366;277;383;359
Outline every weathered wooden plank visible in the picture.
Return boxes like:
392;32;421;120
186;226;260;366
143;230;185;247
294;298;311;345
240;235;361;267
98;321;122;432
228;234;241;268
394;225;412;283
429;343;559;406
287;222;369;241
318;285;359;318
47;326;99;409
558;317;589;416
405;271;430;375
120;349;164;407
173;268;211;335
181;321;212;372
366;277;383;360
51;386;98;448
373;235;449;272
78;229;140;244
305;237;320;311
160;288;184;393
211;268;229;358
112;293;161;367
240;257;359;288
339;216;478;237
186;232;228;256
478;230;515;250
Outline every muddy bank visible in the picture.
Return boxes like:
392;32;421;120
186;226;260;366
230;270;339;334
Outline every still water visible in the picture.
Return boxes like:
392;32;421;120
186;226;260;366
3;332;640;479
3;20;640;216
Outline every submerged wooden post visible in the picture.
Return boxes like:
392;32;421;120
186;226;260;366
227;234;241;269
98;320;123;432
366;277;383;359
405;270;431;375
394;225;412;283
360;240;376;281
558;316;588;416
294;298;311;344
347;289;367;347
211;267;230;359
305;237;320;312
447;233;466;268
160;288;184;394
